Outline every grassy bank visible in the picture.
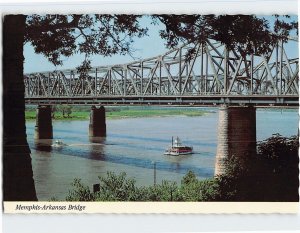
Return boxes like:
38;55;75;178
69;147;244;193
106;109;206;119
25;108;207;121
25;111;89;121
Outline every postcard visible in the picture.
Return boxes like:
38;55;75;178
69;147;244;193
2;1;299;215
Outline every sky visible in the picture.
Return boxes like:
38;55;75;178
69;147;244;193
23;15;298;74
24;16;167;73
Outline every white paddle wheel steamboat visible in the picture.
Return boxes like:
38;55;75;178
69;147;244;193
164;137;193;156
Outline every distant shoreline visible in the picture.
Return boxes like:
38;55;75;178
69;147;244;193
25;106;297;121
25;108;208;121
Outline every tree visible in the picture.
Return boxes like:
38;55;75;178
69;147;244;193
25;14;148;65
3;15;37;201
153;15;298;57
65;171;217;201
51;105;57;119
256;134;299;201
3;14;297;201
215;134;299;201
25;15;298;66
66;178;94;201
3;14;147;201
65;105;72;118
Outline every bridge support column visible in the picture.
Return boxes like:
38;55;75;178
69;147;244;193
34;105;53;139
89;105;106;137
215;105;256;176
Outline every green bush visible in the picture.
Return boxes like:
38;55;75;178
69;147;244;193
66;179;94;201
215;134;299;201
94;172;142;201
66;171;220;202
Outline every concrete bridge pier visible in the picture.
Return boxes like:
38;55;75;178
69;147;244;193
34;105;53;139
89;105;106;138
214;105;256;176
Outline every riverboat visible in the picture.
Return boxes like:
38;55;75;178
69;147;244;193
164;137;193;156
52;139;67;148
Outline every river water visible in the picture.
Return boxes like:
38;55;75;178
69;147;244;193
26;107;298;200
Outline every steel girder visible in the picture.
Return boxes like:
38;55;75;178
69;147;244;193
24;38;299;104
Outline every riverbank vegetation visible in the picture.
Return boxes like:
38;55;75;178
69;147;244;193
65;134;299;202
25;105;208;121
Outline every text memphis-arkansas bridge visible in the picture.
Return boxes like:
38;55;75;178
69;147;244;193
24;38;299;106
24;38;299;175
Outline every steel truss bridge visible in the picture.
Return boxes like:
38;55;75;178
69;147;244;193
24;38;299;106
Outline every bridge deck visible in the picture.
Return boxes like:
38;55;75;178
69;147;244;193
25;95;298;106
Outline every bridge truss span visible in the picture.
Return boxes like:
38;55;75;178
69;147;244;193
24;38;299;106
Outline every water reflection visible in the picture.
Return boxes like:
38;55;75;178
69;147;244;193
88;137;106;160
34;139;53;152
89;136;106;144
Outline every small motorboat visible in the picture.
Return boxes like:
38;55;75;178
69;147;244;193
52;139;67;148
164;137;193;156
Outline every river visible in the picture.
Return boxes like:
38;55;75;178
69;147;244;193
26;107;298;200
